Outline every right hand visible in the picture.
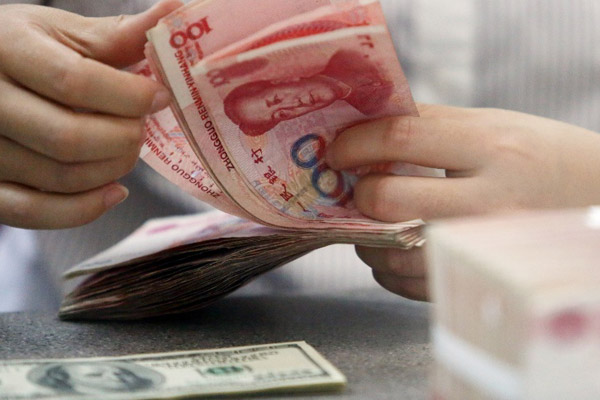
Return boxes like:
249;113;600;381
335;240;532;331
0;0;182;229
327;103;600;300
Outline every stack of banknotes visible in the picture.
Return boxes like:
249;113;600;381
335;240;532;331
60;0;431;320
60;210;366;319
426;207;600;400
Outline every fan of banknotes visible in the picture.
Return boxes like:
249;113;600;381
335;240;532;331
60;0;431;320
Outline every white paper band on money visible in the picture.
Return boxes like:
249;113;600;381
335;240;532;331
0;341;346;400
432;324;522;400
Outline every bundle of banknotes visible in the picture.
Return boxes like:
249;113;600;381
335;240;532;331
426;207;600;400
59;210;370;320
0;341;346;399
60;0;430;320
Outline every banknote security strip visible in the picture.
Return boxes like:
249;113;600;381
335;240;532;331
0;341;346;399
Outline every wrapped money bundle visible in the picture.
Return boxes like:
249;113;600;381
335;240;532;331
426;207;600;400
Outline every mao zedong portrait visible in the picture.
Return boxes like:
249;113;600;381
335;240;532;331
28;361;164;395
224;49;394;137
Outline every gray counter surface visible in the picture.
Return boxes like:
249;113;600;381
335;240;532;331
0;290;432;399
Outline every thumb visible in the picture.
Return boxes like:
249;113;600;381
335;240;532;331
72;0;183;67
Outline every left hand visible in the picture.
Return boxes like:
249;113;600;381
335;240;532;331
0;0;182;229
326;104;600;300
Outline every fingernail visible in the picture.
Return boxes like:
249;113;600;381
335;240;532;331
150;89;171;113
104;185;129;209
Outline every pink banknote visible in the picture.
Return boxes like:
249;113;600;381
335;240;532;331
130;61;247;217
147;0;354;61
63;210;268;277
191;26;417;225
144;0;427;232
204;0;389;62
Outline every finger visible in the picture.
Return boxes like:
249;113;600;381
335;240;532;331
0;182;128;229
0;10;175;117
354;174;487;222
77;0;184;67
326;116;483;171
372;272;429;301
0;78;144;162
0;136;138;193
356;246;426;278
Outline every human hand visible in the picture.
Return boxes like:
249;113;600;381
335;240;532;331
0;0;182;229
327;104;600;299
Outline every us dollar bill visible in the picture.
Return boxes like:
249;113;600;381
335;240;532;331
0;341;346;399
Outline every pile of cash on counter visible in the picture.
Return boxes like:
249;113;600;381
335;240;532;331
426;207;600;400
